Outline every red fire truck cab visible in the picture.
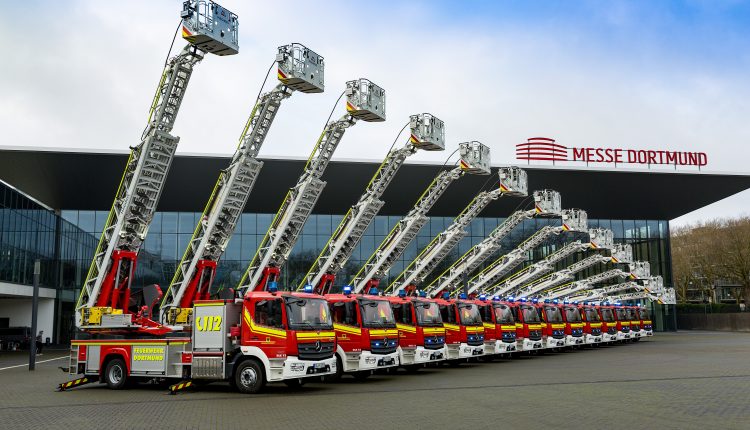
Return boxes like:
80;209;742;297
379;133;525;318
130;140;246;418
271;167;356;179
434;294;485;361
613;303;633;341
388;292;447;368
578;303;603;344
536;299;566;349
476;295;518;355
596;303;619;343
637;305;654;337
324;287;400;379
560;301;585;347
506;298;544;352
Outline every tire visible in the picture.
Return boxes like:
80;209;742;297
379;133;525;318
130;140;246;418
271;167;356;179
233;360;265;394
324;354;344;382
104;358;128;390
353;370;371;380
283;378;306;388
403;364;420;374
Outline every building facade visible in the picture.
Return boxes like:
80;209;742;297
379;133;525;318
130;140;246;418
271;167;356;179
3;148;750;345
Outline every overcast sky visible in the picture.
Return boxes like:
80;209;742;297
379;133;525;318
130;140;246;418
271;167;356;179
1;0;748;227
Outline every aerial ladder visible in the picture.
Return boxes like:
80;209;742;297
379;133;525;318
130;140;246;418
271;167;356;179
510;243;618;298
421;189;560;297
75;0;239;329
541;261;651;300
299;114;446;295
601;287;677;305
387;167;528;296
493;228;614;295
467;209;589;297
237;79;386;293
569;276;665;302
350;142;493;293
159;43;324;326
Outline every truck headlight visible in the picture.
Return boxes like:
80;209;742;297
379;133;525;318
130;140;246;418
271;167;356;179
365;356;376;365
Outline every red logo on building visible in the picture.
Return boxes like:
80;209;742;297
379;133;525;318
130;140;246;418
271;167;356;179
516;137;707;167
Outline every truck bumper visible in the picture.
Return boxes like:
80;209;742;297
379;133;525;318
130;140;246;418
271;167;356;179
398;346;446;365
487;340;517;354
458;343;484;359
565;335;585;347
602;332;618;343
520;338;543;351
616;332;631;341
643;329;653;337
585;334;602;344
344;350;399;372
281;356;337;380
545;337;565;349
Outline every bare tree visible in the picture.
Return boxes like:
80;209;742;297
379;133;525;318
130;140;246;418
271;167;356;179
671;216;750;305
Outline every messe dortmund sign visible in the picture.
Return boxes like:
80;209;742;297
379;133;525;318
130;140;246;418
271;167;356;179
516;137;708;167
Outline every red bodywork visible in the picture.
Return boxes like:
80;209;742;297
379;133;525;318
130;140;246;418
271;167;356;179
596;305;618;337
578;304;604;337
386;296;446;350
433;298;484;346
509;302;544;342
178;260;217;308
324;293;398;357
239;293;336;360
95;250;137;312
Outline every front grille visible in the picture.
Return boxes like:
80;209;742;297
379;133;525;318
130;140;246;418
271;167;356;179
591;328;601;336
528;331;542;341
298;341;335;361
607;327;617;335
424;335;445;350
467;334;484;346
370;339;398;355
632;325;640;330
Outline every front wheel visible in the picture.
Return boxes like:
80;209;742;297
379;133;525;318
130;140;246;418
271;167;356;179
104;358;128;390
234;360;265;394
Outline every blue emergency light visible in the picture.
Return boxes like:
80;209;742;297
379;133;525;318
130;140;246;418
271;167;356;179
343;285;353;295
303;284;313;293
268;281;278;293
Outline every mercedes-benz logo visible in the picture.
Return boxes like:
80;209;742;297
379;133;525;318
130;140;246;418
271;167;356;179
383;337;388;346
314;340;322;351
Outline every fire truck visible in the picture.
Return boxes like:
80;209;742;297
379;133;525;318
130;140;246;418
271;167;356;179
596;303;619;343
535;299;567;350
387;291;447;369
434;294;485;361
506;298;544;352
612;303;633;342
476;295;519;355
637;305;654;337
577;302;604;345
323;287;399;379
560;301;585;347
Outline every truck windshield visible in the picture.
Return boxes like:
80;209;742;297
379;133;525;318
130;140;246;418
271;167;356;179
479;304;494;323
458;303;482;325
284;297;333;330
439;304;457;324
414;301;442;326
359;299;396;328
638;308;650;320
584;307;600;322
563;306;582;323
544;306;563;323
615;308;628;320
493;304;515;324
520;305;540;323
600;308;615;322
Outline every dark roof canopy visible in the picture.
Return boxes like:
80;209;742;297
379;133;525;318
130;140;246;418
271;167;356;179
2;147;749;220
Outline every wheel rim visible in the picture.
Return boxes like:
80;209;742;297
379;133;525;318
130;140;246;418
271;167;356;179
109;365;123;384
240;366;257;388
